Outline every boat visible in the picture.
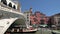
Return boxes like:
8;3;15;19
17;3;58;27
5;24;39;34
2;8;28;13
22;28;37;33
5;25;37;34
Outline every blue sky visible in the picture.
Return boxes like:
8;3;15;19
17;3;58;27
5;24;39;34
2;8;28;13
19;0;60;16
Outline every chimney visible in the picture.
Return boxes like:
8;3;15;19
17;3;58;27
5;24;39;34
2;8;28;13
30;7;32;14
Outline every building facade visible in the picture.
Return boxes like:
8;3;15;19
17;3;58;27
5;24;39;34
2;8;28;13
49;13;60;30
24;8;33;28
24;8;49;27
24;11;30;27
30;11;49;26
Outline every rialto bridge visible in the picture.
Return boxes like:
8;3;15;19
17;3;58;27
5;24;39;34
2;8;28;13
0;0;26;34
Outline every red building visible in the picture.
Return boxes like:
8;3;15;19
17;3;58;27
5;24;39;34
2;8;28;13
30;11;49;25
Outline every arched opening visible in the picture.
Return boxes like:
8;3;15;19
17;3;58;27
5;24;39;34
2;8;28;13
8;3;12;7
4;19;26;34
13;5;16;9
1;0;7;5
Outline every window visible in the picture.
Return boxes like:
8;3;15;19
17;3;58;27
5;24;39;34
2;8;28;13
13;5;16;9
30;21;32;25
33;18;37;22
40;20;44;25
27;15;29;16
27;20;29;21
1;0;7;5
27;16;29;19
8;3;12;7
58;18;60;24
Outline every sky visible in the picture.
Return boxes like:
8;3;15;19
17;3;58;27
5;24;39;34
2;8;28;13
19;0;60;16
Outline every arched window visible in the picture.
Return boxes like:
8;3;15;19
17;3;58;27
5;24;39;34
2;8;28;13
1;0;7;5
8;3;12;7
13;5;16;9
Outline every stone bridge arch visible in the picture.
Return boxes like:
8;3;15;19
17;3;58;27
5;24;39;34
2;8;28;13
9;17;26;28
4;15;26;34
